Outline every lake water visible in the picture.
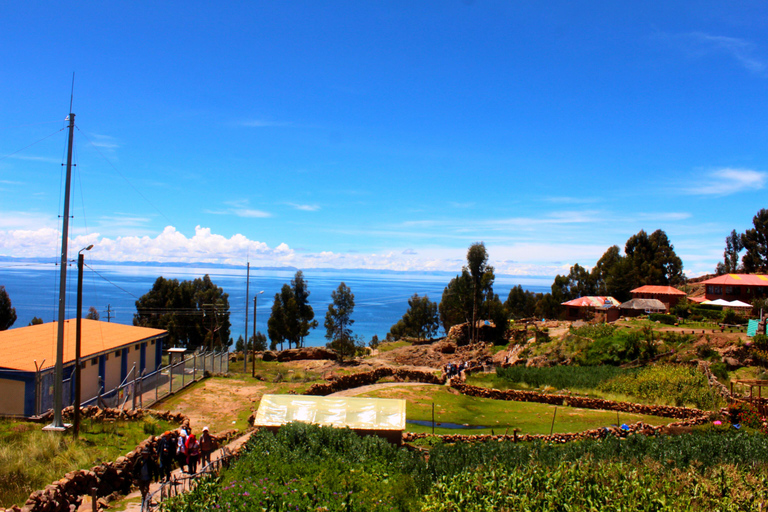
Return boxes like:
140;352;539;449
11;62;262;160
0;262;551;347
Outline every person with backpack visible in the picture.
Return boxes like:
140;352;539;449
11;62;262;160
186;433;201;474
176;429;188;473
200;426;214;466
157;431;175;482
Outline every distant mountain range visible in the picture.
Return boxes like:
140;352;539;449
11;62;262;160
0;255;555;280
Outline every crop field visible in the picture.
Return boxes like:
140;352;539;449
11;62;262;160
162;422;768;512
357;384;670;435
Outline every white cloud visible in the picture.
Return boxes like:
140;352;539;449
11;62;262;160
206;200;272;218
686;168;767;195
686;32;767;74
288;203;320;212
88;133;121;150
7;154;61;164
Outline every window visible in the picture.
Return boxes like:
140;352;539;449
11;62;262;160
150;340;155;345
105;354;109;361
115;350;121;357
91;357;98;365
135;344;140;350
726;287;733;295
713;286;722;294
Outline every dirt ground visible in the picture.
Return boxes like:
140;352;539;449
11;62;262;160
155;376;268;433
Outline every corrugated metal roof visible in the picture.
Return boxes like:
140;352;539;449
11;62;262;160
0;319;166;372
701;274;768;286
561;296;620;308
619;298;666;311
254;394;406;431
631;285;686;296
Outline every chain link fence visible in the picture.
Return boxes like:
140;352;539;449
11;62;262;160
37;349;229;415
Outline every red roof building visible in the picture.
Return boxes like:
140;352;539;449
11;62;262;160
561;296;620;322
700;274;768;303
630;285;687;311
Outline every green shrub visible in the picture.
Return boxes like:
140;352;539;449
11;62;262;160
690;306;724;320
496;365;637;390
569;323;617;339
722;309;747;325
709;361;728;382
649;313;676;325
598;364;724;410
753;334;768;351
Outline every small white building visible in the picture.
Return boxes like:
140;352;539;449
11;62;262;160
0;319;166;417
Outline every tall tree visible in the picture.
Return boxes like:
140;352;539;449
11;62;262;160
29;316;43;326
268;284;301;350
324;282;356;358
505;285;537;319
86;306;100;321
742;208;768;273
592;245;635;301
389;294;440;341
625;229;684;286
439;271;473;334
465;242;495;344
291;271;318;347
134;275;230;350
716;229;744;275
0;286;16;331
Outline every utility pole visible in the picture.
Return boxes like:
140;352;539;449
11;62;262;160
105;304;113;322
46;111;75;432
74;245;93;438
244;262;249;373
252;291;264;377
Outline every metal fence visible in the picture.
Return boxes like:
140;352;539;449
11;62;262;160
143;446;236;511
37;349;229;415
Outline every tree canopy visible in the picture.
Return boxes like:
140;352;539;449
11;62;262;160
267;271;318;350
0;286;16;331
324;282;357;358
133;275;231;350
86;306;100;321
741;208;768;273
716;229;744;275
389;294;440;341
439;243;507;343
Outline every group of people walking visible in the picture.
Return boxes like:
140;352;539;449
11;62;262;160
444;361;468;378
133;426;216;503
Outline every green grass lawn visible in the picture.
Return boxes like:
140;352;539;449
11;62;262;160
357;385;670;436
0;416;178;508
375;340;412;353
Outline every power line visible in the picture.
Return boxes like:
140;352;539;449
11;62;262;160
83;263;141;300
75;126;175;226
0;127;66;163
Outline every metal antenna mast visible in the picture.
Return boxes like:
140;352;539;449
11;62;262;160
47;86;76;430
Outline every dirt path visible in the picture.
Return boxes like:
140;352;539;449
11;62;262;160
107;430;254;512
329;381;440;397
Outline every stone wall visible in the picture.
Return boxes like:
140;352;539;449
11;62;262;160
450;381;706;419
402;415;712;445
3;407;212;512
304;368;445;396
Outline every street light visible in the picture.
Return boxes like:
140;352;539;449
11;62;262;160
73;244;93;438
252;291;264;378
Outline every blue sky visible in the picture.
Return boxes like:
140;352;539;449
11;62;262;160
1;1;767;277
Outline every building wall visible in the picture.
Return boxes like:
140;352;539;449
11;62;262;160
104;350;123;390
705;285;768;302
631;292;684;311
81;356;101;401
0;377;27;416
125;344;142;378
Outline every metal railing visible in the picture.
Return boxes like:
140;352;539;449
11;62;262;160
142;446;236;511
36;349;229;415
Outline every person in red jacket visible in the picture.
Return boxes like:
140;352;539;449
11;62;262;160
186;433;201;474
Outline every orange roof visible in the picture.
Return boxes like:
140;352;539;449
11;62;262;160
631;285;686;296
701;274;768;286
561;296;620;308
0;319;166;372
688;296;709;303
